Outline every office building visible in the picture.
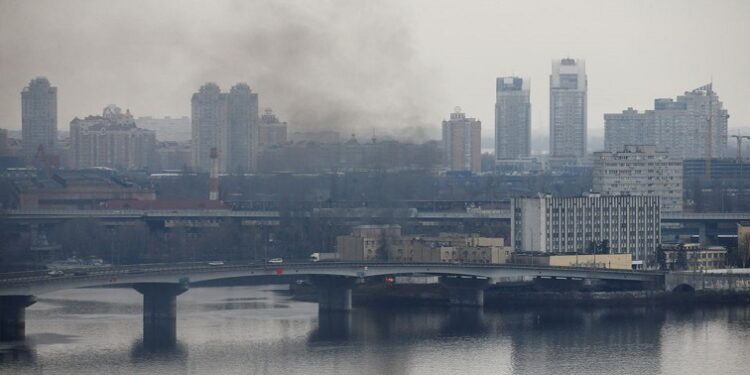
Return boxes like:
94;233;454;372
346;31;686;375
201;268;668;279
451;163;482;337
593;145;683;212
512;194;660;268
70;105;156;170
21;77;57;163
495;77;531;160
442;107;481;173
604;84;728;159
550;58;587;158
258;108;287;147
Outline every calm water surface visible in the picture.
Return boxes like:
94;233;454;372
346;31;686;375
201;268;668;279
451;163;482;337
1;285;749;375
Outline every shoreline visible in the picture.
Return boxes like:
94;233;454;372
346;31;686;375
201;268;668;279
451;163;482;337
291;282;750;308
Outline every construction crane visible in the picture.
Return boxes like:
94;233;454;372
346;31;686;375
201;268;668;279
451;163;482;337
730;132;750;162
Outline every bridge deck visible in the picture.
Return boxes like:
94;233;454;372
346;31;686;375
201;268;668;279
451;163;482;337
0;262;664;296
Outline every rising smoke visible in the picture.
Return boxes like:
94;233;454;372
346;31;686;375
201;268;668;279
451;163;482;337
0;0;443;140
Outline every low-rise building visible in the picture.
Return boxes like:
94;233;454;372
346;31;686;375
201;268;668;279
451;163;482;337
512;252;633;270
662;243;727;271
10;169;155;209
390;233;511;264
336;225;402;261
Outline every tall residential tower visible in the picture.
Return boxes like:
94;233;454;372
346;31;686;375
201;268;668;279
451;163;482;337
191;82;259;173
227;83;259;173
442;107;481;173
22;77;57;163
495;77;531;160
549;59;587;158
191;83;227;173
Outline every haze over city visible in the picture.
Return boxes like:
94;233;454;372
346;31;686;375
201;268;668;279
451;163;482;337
3;2;750;375
1;0;749;149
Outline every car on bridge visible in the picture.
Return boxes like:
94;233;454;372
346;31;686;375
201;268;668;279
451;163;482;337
268;258;284;264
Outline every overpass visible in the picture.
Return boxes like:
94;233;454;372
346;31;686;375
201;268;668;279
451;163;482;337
5;208;750;222
0;262;663;344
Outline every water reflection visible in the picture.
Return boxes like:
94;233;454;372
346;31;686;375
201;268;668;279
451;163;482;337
504;307;666;375
310;311;352;342
0;343;35;365
129;338;188;362
2;286;749;375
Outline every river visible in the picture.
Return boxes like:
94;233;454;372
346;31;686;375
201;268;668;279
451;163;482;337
1;285;749;375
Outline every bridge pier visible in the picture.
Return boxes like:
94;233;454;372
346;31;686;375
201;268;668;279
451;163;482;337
440;276;490;308
310;275;356;312
133;283;188;346
0;295;36;342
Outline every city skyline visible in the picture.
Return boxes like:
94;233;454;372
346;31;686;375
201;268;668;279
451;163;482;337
1;1;749;150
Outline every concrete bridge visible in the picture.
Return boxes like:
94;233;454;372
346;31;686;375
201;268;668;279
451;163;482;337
0;262;663;344
665;270;750;292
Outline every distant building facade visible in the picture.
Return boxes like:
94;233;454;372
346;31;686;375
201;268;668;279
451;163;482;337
155;141;192;171
258;108;287;147
0;128;8;157
512;194;660;268
22;77;57;163
227;83;259;173
662;244;727;271
70;105;156;170
442;107;481;173
289;130;340;144
10;169;155;209
512;252;632;270
392;233;511;264
191;82;259;173
593;145;683;212
135;116;191;142
495;77;531;160
604;84;728;159
336;225;402;261
550;58;587;158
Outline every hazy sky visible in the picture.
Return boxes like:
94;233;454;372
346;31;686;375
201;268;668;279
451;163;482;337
1;0;749;150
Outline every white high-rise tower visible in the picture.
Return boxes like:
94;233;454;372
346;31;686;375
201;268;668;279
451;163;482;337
550;58;587;158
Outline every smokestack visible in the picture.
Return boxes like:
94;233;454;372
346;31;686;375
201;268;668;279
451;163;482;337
209;147;219;201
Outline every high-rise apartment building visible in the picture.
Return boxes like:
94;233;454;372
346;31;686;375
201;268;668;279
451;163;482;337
495;77;531;160
258;108;287;148
593;145;683;212
191;83;228;173
22;77;57;163
550;59;587;158
604;84;728;159
442;107;481;173
227;83;259;173
70;105;156;170
512;194;660;268
191;83;258;173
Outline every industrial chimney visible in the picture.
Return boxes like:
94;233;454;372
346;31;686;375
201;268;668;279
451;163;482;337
209;147;219;201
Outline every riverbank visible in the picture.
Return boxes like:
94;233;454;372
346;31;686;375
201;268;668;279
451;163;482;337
290;282;750;308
